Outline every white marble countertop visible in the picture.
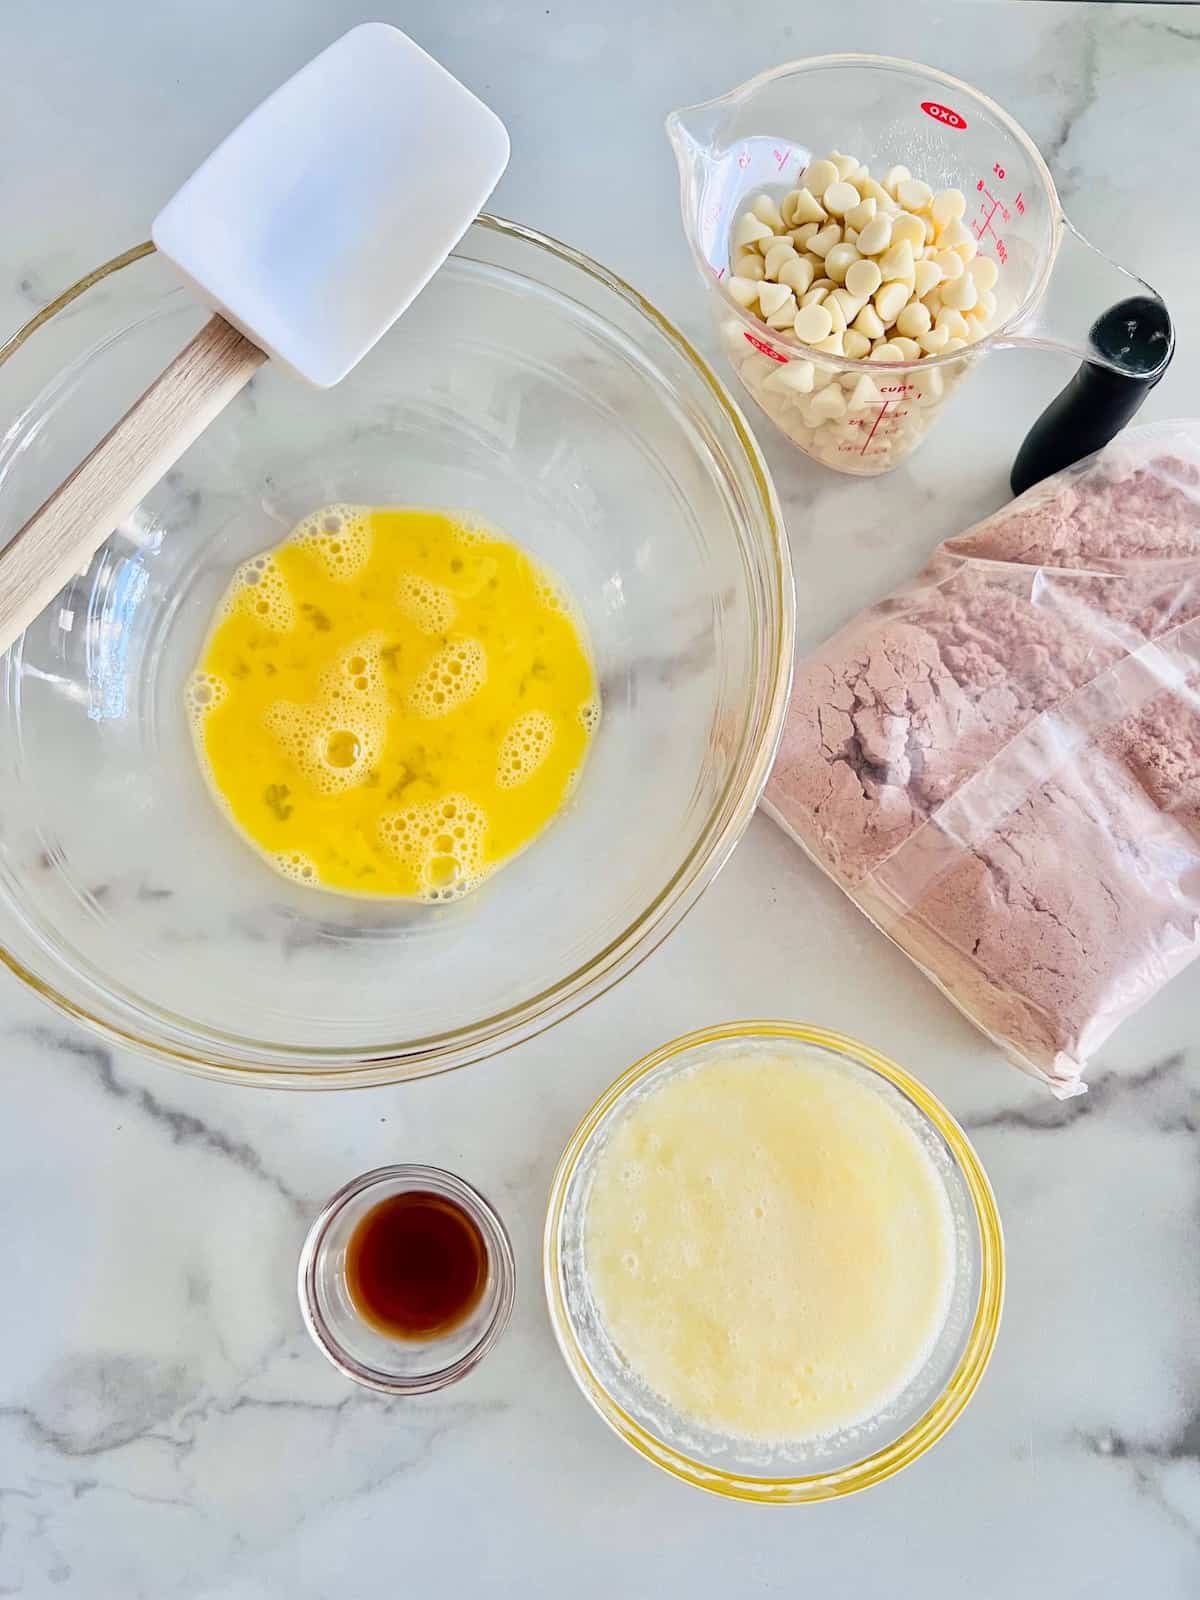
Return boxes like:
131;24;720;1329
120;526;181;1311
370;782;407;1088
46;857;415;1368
3;2;1199;1595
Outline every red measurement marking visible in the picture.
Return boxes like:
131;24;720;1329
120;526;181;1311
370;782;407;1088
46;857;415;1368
772;147;790;172
743;330;788;363
737;149;751;169
860;401;893;454
714;265;726;281
973;178;1011;250
921;100;967;130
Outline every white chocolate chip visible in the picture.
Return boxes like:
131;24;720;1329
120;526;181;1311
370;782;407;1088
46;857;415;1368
937;218;973;250
852;303;886;339
890;336;922;360
935;307;970;339
808;382;847;419
872;341;907;363
890;213;926;251
971;255;999;292
793;301;834;342
944;336;968;351
842;328;872;360
757;281;792;317
913;258;943;298
823;180;861;217
881;164;911;196
930;188;966;228
941;273;978;312
727;275;761;307
828;151;861;182
917;323;951;353
825;294;847;334
811;276;835;292
751;193;785;231
734;251;766;281
879;239;915;283
873;279;911;324
790;187;828;225
734;212;775;250
847;372;882;410
790;221;821;247
845;197;877;231
777;254;815;296
895;299;932;337
764;239;797;280
808;223;843;258
802;159;840;195
843;227;858;247
764;358;815;393
855;214;893;256
844;257;883;298
823;241;860;283
828;287;865;324
813;332;846;355
934;248;965;280
973;288;998;322
896;177;933;213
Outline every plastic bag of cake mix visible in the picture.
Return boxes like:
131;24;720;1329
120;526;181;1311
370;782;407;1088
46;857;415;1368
764;421;1200;1096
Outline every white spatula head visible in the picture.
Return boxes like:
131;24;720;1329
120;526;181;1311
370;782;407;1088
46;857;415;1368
151;23;510;387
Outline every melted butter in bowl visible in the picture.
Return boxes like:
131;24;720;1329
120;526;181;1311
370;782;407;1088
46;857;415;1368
545;1024;1004;1500
585;1051;955;1443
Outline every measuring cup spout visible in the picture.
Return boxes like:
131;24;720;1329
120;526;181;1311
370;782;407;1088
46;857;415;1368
666;97;728;240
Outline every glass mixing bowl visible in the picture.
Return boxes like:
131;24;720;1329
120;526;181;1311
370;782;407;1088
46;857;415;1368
545;1022;1004;1502
0;220;793;1087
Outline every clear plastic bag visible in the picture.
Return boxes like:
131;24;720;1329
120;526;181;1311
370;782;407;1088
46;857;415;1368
764;421;1200;1095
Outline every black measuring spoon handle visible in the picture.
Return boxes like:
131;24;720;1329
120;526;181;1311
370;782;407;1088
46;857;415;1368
1010;295;1174;497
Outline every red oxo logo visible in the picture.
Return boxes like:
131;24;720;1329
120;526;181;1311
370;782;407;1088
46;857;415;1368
743;331;788;363
921;100;967;130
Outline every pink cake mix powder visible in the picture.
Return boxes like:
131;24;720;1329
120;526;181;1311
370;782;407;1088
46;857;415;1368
765;421;1200;1094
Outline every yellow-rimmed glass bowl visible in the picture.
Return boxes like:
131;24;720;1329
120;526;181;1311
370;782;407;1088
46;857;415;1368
0;221;792;1086
544;1021;1004;1502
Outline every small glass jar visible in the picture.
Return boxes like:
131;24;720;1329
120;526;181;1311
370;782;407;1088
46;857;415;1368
299;1164;515;1393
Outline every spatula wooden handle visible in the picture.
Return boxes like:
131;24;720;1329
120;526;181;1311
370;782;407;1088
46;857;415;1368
0;313;266;655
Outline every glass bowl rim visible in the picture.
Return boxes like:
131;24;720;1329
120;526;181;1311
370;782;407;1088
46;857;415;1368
542;1019;1005;1503
298;1162;516;1394
0;216;795;1088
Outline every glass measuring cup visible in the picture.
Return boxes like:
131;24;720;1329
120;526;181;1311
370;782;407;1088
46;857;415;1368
668;56;1172;478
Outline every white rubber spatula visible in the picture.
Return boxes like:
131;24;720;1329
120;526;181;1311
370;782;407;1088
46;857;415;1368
0;23;509;653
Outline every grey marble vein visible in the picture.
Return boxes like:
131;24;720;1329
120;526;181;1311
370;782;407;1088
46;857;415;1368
963;1050;1196;1133
23;1027;306;1213
1041;15;1100;199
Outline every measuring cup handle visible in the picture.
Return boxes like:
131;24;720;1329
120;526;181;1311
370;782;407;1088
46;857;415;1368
1010;294;1174;495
